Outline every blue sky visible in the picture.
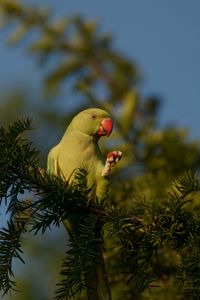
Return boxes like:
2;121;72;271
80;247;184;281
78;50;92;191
0;0;200;137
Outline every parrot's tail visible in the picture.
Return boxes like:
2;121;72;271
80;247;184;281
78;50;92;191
62;219;112;299
85;246;112;300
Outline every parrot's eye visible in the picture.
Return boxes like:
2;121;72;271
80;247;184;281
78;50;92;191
91;113;97;119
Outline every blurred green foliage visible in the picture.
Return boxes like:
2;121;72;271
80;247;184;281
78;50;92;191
0;1;200;299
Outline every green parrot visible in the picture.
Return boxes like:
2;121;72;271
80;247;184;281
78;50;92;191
47;108;122;300
47;107;122;201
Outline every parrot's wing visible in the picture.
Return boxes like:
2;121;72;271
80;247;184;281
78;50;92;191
47;146;60;175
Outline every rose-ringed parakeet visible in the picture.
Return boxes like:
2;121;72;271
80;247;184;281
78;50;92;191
47;108;122;200
47;108;122;300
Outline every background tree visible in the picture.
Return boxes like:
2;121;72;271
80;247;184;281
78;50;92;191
0;1;200;299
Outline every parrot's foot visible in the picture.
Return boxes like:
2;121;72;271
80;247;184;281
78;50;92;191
102;150;122;177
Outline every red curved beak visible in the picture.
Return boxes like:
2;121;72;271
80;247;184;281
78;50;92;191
97;118;113;137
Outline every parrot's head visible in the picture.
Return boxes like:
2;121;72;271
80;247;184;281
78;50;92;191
69;108;113;138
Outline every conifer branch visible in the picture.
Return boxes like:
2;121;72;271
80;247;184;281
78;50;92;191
0;220;25;295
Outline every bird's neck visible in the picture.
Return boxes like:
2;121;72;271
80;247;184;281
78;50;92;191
61;129;100;147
